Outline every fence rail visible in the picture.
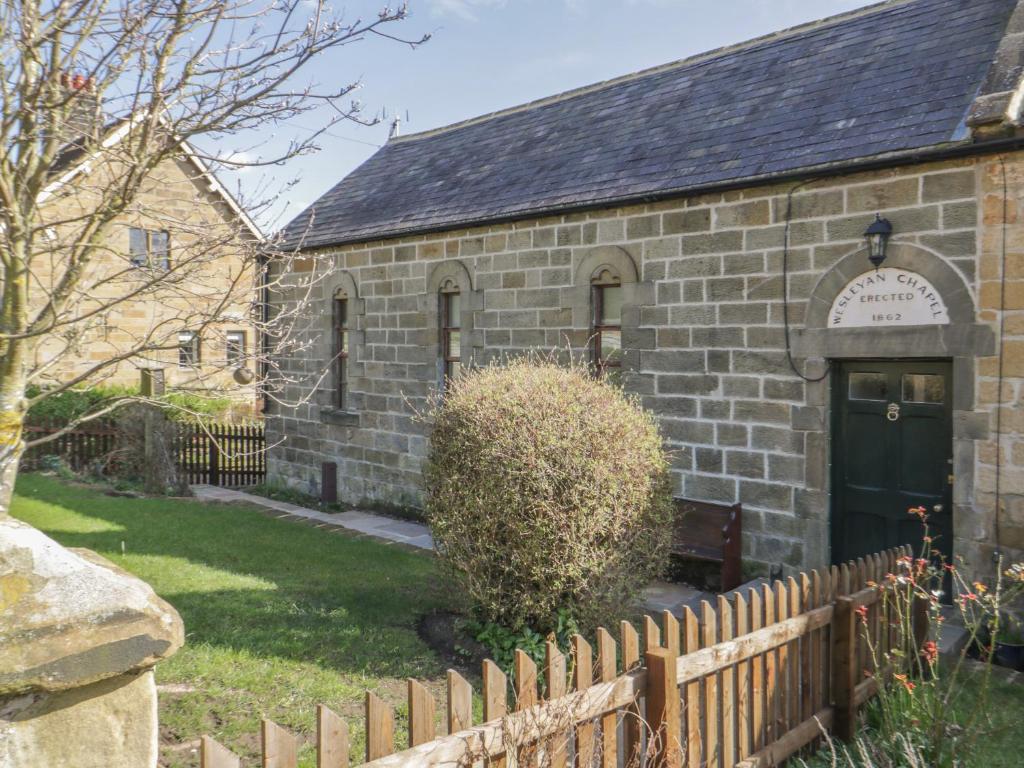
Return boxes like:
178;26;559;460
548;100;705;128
201;546;920;768
22;418;266;487
22;419;117;471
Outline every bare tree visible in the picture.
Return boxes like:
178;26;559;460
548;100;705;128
0;0;427;513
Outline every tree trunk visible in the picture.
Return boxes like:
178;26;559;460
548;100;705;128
0;391;26;518
0;329;28;518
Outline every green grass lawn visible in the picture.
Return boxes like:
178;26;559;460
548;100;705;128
11;474;449;767
952;663;1024;768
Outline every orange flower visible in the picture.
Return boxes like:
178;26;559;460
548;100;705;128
922;641;938;664
894;673;916;693
855;605;869;624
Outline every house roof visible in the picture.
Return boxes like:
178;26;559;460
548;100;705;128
281;0;1022;251
42;114;263;240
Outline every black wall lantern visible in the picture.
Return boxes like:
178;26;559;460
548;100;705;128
864;214;893;269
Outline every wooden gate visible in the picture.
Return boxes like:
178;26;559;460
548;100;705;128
178;422;266;487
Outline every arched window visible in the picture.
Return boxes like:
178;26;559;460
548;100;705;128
591;269;623;375
572;246;645;379
333;289;350;409
439;278;461;388
426;260;477;394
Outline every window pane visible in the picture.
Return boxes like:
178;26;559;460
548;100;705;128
448;361;461;380
902;373;944;404
600;285;623;325
447;330;461;357
226;331;244;363
335;298;348;328
340;330;349;355
150;231;169;269
446;292;461;327
178;332;197;367
600;329;622;364
849;372;887;401
129;228;148;265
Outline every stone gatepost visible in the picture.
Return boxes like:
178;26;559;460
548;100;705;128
0;518;184;767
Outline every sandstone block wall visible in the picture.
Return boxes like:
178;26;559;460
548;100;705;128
268;152;1024;574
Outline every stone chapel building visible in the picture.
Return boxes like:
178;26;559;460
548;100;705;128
269;0;1024;576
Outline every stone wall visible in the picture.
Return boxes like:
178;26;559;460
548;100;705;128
0;518;183;767
268;151;1024;573
975;155;1024;568
30;153;258;396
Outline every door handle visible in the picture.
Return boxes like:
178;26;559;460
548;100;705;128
933;504;943;514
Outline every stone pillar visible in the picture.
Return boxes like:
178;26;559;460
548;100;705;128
0;519;184;767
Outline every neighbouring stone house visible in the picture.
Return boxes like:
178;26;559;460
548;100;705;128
22;76;262;399
269;0;1024;577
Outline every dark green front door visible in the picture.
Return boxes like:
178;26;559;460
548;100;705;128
832;360;953;568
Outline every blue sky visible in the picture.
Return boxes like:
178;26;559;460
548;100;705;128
232;0;874;231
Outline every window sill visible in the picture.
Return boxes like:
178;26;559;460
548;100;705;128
321;408;360;427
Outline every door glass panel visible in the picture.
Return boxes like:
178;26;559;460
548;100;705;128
849;372;888;401
902;373;944;404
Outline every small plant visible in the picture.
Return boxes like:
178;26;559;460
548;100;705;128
423;355;673;634
468;608;581;683
802;507;1024;768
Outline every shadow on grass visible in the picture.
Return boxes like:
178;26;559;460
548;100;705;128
12;474;446;681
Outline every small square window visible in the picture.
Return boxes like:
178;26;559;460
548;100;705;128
178;331;200;368
226;330;246;365
129;227;170;270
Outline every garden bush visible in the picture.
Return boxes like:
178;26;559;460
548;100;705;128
26;383;245;425
423;357;673;633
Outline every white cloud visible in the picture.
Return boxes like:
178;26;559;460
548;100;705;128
219;151;256;174
428;0;506;21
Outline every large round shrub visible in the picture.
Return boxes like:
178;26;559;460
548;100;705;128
424;358;673;633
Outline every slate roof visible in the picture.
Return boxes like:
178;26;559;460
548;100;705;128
282;0;1018;250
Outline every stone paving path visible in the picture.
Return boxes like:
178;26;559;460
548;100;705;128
190;485;434;550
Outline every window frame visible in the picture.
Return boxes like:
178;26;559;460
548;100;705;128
178;331;200;368
225;329;246;366
440;285;461;389
590;279;623;376
333;297;349;409
129;227;170;270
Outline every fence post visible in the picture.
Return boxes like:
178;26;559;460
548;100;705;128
646;646;681;768
208;428;220;487
143;407;162;494
832;596;858;742
911;593;929;669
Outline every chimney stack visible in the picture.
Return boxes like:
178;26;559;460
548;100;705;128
56;71;101;147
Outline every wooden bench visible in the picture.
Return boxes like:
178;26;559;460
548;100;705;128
670;498;743;592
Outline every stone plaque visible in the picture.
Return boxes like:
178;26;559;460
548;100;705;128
828;268;949;328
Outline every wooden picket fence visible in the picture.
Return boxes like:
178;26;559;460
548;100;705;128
21;419;118;471
23;417;265;487
201;546;925;768
178;421;266;487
